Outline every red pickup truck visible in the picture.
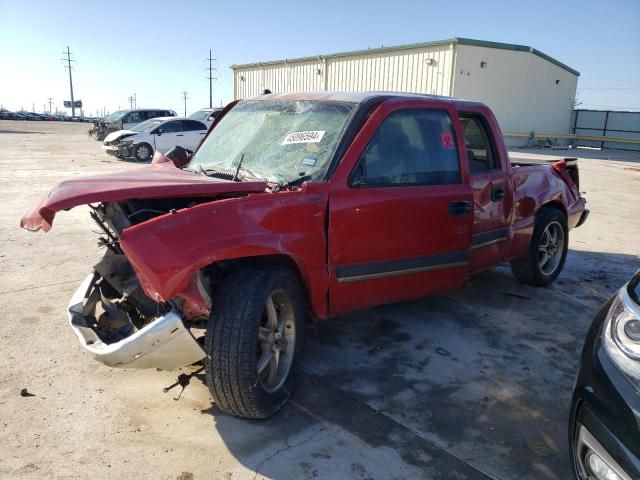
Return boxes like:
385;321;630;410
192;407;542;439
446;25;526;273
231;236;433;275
22;92;587;419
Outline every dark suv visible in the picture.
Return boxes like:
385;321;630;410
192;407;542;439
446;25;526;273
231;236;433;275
92;109;177;140
570;270;640;480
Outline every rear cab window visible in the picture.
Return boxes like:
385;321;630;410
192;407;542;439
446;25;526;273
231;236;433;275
458;114;501;173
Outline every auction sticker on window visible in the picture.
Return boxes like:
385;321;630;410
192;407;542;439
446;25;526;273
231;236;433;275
282;131;325;145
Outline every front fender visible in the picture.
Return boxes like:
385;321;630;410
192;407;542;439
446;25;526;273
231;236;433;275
119;185;329;317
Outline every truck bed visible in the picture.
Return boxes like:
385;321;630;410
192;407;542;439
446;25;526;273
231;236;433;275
510;157;580;190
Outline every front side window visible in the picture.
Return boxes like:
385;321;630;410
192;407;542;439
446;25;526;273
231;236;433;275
125;111;142;124
183;120;207;131
187;100;355;184
459;115;499;173
157;120;182;133
354;109;460;186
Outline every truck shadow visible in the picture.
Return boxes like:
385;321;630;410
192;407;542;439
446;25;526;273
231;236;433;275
181;249;639;480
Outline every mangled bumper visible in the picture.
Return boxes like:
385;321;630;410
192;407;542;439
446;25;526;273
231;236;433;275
101;144;131;158
67;274;206;370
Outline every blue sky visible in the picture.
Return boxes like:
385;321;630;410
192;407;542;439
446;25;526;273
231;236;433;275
0;0;638;116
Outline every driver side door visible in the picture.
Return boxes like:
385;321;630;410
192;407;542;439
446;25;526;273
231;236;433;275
328;100;474;315
153;120;183;153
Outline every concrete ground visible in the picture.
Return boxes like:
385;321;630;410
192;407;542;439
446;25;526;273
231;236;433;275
0;120;638;480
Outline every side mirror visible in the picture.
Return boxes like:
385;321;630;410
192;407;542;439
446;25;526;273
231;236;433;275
164;145;193;168
156;129;162;136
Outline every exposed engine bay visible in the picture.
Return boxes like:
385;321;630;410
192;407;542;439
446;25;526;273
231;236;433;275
78;198;213;350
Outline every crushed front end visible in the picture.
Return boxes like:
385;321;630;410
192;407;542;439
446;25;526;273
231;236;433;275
67;201;208;370
102;133;137;158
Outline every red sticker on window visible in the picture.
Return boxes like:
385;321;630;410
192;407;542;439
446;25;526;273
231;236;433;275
440;132;454;149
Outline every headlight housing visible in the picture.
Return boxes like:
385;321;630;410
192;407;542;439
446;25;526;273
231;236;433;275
603;285;640;380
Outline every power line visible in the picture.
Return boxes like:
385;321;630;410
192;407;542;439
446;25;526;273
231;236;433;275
61;46;76;117
206;49;218;109
181;91;189;116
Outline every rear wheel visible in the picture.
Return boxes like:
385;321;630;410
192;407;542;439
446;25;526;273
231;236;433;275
204;267;306;419
510;208;568;286
133;143;152;162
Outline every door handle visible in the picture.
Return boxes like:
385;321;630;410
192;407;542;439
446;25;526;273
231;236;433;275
492;188;505;201
449;201;472;217
176;134;184;137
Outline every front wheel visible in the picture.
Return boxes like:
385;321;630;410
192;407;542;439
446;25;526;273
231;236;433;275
204;267;306;419
510;208;568;286
133;143;153;162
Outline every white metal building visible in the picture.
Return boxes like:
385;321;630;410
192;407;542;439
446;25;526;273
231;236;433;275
231;38;579;143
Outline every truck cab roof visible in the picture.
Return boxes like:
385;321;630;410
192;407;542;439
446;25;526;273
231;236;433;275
251;91;486;109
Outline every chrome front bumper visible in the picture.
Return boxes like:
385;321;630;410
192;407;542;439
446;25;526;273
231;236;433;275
67;274;206;370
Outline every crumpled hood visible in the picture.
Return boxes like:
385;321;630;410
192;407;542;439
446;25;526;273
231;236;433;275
104;129;137;144
21;163;267;232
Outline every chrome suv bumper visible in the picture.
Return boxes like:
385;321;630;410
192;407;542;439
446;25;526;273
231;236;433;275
67;274;206;370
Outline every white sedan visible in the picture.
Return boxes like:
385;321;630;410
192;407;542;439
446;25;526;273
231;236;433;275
102;117;208;161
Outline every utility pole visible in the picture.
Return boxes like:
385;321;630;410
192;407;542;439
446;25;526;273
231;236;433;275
128;95;135;109
206;50;217;109
181;91;189;116
48;97;53;114
62;46;76;117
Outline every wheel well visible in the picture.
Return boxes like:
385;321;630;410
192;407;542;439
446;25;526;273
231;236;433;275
539;201;567;221
201;255;310;307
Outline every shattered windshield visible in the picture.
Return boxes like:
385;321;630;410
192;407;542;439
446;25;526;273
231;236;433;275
186;100;355;184
131;119;163;133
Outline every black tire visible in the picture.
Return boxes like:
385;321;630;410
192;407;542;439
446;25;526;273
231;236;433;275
510;208;568;286
133;143;153;162
204;267;306;419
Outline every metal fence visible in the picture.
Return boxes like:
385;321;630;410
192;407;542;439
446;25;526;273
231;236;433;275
573;109;640;151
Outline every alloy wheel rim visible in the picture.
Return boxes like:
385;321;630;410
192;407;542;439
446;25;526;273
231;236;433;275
137;145;150;159
257;289;296;393
538;221;565;275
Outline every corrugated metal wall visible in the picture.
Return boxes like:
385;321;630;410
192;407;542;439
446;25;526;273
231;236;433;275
234;60;324;99
233;44;454;99
326;46;453;94
232;43;579;142
452;45;578;136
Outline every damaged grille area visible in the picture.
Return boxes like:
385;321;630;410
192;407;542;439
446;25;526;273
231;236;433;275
83;197;221;344
86;201;173;343
78;196;222;349
64;199;210;369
